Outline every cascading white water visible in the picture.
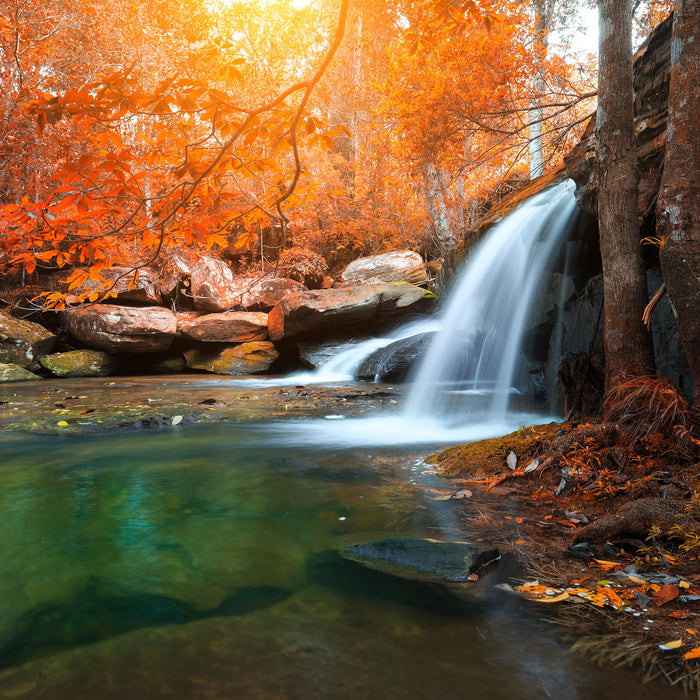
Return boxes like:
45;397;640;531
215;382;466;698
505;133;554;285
403;179;578;425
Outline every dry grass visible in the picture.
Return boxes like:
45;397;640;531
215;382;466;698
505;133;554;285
603;376;689;439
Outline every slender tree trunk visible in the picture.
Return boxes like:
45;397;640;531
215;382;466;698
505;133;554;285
596;0;655;388
424;163;454;250
528;0;553;179
657;0;700;419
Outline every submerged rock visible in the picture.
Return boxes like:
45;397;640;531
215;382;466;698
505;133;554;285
39;350;119;378
0;311;56;368
339;537;500;583
0;363;41;382
184;341;279;375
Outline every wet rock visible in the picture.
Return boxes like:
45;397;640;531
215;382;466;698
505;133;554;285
39;350;119;377
178;311;269;343
0;310;56;368
184;341;279;375
356;332;434;382
339;537;500;583
339;251;428;287
268;283;434;341
0;363;41;382
646;269;693;400
64;304;177;353
189;256;247;312
564;14;671;220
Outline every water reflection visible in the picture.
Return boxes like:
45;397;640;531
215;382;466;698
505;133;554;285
0;425;682;699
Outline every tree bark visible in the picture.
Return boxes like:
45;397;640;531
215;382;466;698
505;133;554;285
596;0;655;389
657;0;700;421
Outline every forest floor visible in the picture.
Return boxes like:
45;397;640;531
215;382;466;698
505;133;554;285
427;419;700;696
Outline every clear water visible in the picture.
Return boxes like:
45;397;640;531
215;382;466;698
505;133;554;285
0;422;680;699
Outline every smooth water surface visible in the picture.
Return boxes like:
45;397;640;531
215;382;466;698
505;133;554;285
0;422;679;699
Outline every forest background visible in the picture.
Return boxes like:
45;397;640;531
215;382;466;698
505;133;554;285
0;0;673;306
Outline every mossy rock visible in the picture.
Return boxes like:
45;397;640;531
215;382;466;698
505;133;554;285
39;350;119;378
184;342;278;375
0;363;41;383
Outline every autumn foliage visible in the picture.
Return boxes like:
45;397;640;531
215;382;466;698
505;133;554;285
0;0;646;308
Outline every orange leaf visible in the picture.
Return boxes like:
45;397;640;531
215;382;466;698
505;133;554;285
652;584;679;607
684;647;700;660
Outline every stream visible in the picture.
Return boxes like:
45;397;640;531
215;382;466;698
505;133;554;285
0;393;683;699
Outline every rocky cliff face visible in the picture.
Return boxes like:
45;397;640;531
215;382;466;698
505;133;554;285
564;14;671;229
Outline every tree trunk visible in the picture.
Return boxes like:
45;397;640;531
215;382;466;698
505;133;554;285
657;0;700;420
596;0;655;389
529;0;553;180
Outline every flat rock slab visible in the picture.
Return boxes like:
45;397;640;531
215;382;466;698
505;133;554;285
178;311;269;343
268;283;433;341
339;537;500;583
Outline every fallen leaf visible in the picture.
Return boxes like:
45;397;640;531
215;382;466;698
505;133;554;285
531;592;570;604
652;584;679;607
172;415;183;426
524;458;539;473
684;647;700;660
686;629;697;636
57;420;69;426
659;639;683;650
594;559;620;572
506;451;517;470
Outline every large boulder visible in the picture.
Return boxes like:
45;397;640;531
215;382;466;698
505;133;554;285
39;350;119;378
178;311;269;343
183;342;279;375
156;249;198;299
64;304;177;353
0;363;41;382
239;277;307;311
0;310;56;368
339;251;428;287
268;283;435;341
190;256;247;312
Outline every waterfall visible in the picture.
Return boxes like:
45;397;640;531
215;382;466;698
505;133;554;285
403;180;578;425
